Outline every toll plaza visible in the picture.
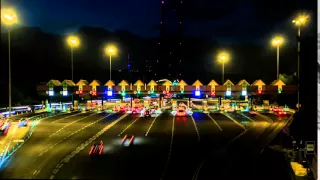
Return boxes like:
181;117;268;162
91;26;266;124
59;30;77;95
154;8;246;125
36;78;297;111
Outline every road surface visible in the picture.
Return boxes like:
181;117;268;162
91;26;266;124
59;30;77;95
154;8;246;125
0;110;291;180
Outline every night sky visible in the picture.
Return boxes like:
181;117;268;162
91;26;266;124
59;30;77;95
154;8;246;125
1;0;316;46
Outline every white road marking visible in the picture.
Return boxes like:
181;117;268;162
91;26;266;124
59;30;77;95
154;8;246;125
223;113;246;130
239;113;254;122
255;112;273;123
160;116;175;180
38;114;111;157
50;114;128;178
117;117;140;136
193;127;249;180
51;113;83;124
53;168;59;174
206;114;223;131
49;113;98;137
145;116;159;136
190;116;201;141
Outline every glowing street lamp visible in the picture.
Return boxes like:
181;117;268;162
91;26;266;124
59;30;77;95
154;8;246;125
271;36;284;79
104;45;117;81
217;52;230;84
66;35;80;106
292;14;309;111
1;8;18;113
66;35;80;81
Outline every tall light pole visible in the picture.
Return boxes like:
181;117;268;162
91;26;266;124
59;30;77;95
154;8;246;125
217;52;230;84
1;8;18;114
271;36;284;79
292;14;309;110
66;35;80;106
104;46;117;81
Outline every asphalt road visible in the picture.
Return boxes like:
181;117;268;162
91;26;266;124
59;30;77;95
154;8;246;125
0;110;291;180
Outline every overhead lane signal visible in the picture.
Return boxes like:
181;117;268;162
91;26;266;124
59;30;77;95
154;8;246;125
192;80;203;97
211;91;216;96
178;80;187;94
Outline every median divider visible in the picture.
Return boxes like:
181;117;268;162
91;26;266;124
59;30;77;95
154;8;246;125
0;112;60;167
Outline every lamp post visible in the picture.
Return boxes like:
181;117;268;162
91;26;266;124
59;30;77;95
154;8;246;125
66;35;80;106
217;52;230;84
104;46;117;81
292;14;309;111
1;8;18;114
271;36;284;80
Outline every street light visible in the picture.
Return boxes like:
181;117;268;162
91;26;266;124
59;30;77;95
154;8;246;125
292;14;309;110
271;36;284;80
1;8;18;114
217;52;230;84
66;35;80;106
104;45;117;81
66;35;80;81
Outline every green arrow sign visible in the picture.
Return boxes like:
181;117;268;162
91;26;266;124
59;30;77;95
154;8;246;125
48;81;54;90
226;81;231;90
242;82;247;91
62;82;67;91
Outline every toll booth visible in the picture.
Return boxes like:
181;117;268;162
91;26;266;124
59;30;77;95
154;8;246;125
172;100;177;111
263;100;270;110
144;100;149;108
203;101;208;111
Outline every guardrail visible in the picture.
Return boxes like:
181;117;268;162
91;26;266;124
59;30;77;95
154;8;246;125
0;112;55;167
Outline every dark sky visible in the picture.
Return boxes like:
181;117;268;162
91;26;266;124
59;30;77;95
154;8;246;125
1;0;316;46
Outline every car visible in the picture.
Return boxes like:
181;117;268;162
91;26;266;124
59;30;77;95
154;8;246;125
0;121;10;135
176;107;186;116
144;109;151;117
18;118;28;127
276;109;287;116
89;141;104;155
119;107;127;113
121;134;135;146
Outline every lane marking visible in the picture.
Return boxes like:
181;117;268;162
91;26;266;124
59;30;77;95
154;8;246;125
53;168;59;174
190;116;201;141
239;113;254;122
222;113;246;130
49;113;98;137
193;128;249;180
50;114;128;178
51;112;83;124
206;114;223;131
117;117;140;136
38;114;111;157
255;112;273;123
145;116;159;136
160;116;175;180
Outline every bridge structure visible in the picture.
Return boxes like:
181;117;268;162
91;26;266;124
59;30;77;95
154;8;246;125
36;78;297;98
